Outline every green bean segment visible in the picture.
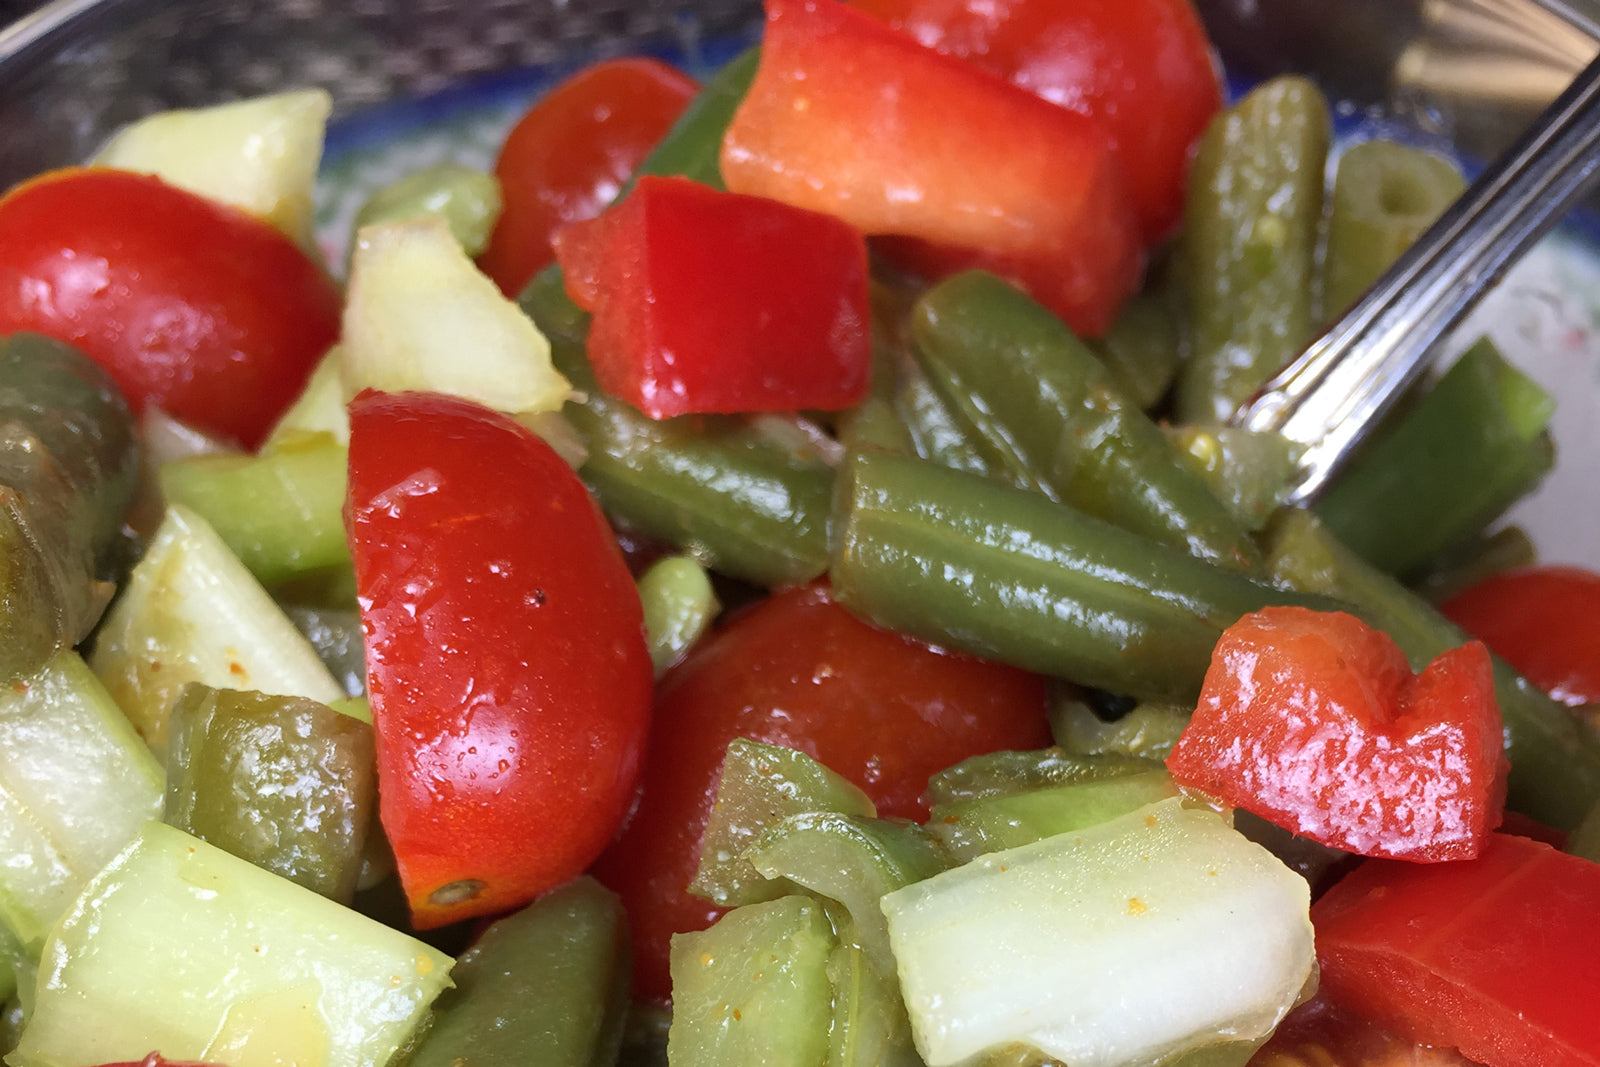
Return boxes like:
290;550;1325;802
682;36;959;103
165;684;377;903
1314;338;1554;576
1175;77;1331;424
1085;291;1183;411
1322;139;1466;317
1;333;139;685
405;877;630;1067
637;554;720;675
912;272;1259;568
1263;509;1600;829
627;46;760;192
829;449;1334;704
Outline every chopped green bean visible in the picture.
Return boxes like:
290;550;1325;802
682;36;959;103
405;877;630;1067
1165;424;1303;534
911;272;1260;569
829;449;1335;704
637;554;720;675
1314;338;1554;577
1086;290;1183;411
1175;77;1331;424
1411;525;1538;604
625;46;760;193
1322;139;1465;317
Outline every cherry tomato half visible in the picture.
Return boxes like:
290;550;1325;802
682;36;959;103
0;168;342;448
591;582;1052;1000
477;57;699;298
346;390;652;929
1441;564;1600;707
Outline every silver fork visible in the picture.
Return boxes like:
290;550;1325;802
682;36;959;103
1230;49;1600;505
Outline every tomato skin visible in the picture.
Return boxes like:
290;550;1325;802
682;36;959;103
720;0;1143;338
346;390;652;928
553;175;871;418
0;168;341;448
1441;564;1600;707
1166;607;1505;862
591;582;1052;1000
477;57;699;298
1312;832;1600;1067
851;0;1222;243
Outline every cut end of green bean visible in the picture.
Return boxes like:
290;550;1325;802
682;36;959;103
638;554;721;675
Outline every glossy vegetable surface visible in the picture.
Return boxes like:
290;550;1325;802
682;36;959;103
554;174;872;418
849;0;1222;243
0;332;139;685
1167;607;1505;861
346;389;651;927
0;169;341;448
1312;831;1600;1067
591;581;1051;1000
477;57;698;296
1441;564;1600;707
722;0;1142;337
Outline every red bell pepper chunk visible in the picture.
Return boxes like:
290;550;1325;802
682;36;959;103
720;0;1143;338
850;0;1223;243
1312;832;1600;1067
1166;606;1505;862
553;174;871;419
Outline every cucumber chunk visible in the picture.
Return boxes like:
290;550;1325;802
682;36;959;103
668;895;837;1067
341;217;571;416
881;798;1314;1067
92;90;331;246
10;822;453;1067
0;652;163;952
691;739;876;909
88;504;344;761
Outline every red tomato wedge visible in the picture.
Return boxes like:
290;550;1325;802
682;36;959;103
553;174;872;418
346;390;652;928
1441;564;1600;708
1166;606;1505;861
850;0;1223;243
1312;832;1600;1067
477;57;698;297
0;168;341;448
591;582;1052;1000
720;0;1143;337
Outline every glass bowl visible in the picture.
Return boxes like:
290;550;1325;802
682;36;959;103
2;0;1599;566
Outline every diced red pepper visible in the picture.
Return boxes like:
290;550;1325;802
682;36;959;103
1312;832;1600;1067
1166;606;1505;862
721;0;1143;337
850;0;1223;243
552;174;871;419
